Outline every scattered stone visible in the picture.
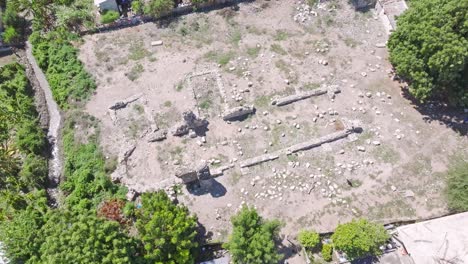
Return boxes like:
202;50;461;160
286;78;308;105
375;42;386;48
357;146;366;152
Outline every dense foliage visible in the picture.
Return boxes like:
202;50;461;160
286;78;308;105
298;229;320;249
224;207;283;264
0;63;47;214
101;10;120;24
61;112;126;210
445;159;468;212
30;31;96;109
321;243;333;262
388;0;468;106
36;210;139;263
331;219;389;260
1;0;27;44
136;191;199;264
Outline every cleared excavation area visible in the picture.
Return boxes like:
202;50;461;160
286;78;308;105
79;0;467;243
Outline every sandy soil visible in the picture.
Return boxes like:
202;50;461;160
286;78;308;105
79;0;467;262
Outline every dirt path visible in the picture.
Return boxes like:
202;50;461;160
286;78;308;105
25;42;62;205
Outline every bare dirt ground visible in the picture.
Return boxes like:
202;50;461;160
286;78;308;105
79;0;467;260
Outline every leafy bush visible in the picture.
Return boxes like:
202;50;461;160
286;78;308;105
388;0;468;106
15;120;47;155
101;10;119;24
19;154;48;190
224;206;283;264
144;0;174;17
321;243;333;262
131;0;144;14
55;0;96;31
0;63;47;193
445;159;468;212
136;191;199;263
298;229;320;249
331;219;389;260
1;1;27;43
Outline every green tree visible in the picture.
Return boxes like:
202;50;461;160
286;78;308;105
135;191;199;264
321;244;333;262
224;206;283;264
388;0;468;106
331;219;389;260
298;229;320;250
36;209;139;264
445;159;468;212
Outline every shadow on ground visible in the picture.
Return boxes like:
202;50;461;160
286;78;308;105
186;178;227;197
401;88;467;136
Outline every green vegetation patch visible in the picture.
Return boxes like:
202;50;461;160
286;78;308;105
30;32;96;109
388;0;468;106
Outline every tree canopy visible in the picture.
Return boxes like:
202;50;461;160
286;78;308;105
298;229;320;249
136;191;199;264
388;0;468;106
331;219;389;260
224;206;283;264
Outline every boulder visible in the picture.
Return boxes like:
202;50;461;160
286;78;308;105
171;123;189;136
175;168;198;183
147;130;167;142
196;162;211;180
183;110;208;130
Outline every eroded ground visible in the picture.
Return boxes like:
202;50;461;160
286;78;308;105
79;0;467;247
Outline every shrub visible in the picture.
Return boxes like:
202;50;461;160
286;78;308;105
31;33;97;109
322;243;333;262
101;10;119;24
19;154;48;190
388;0;468;106
298;229;320;250
131;0;144;14
60;113;125;210
445;159;468;212
38;210;139;263
331;219;389;260
224;206;283;264
136;191;199;263
144;0;173;17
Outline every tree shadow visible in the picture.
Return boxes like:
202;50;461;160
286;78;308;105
193;120;210;137
186;178;227;198
401;88;467;136
348;0;376;12
351;256;379;264
278;238;301;264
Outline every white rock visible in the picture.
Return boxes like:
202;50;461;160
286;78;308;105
151;40;163;46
